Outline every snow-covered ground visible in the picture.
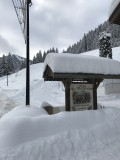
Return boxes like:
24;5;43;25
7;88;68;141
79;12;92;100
1;107;120;160
0;63;65;117
0;47;120;159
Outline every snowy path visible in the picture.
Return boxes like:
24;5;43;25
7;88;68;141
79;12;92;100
0;90;19;118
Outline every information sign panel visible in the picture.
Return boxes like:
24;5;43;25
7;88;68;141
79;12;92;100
70;84;93;111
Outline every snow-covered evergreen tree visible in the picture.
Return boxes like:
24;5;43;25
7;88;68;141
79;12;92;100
36;51;43;63
42;51;47;62
1;55;7;76
7;53;15;74
33;56;37;64
55;48;58;53
98;31;112;59
51;47;55;53
20;60;26;70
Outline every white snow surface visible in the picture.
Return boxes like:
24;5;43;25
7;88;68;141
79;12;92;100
44;53;120;75
1;47;120;159
108;0;120;17
0;63;64;115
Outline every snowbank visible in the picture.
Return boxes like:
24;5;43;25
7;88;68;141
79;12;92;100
44;53;120;75
0;63;65;110
0;106;120;160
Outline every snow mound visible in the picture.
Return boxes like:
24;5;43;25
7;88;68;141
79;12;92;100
0;107;120;160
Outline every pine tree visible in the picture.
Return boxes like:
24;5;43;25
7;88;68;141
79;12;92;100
55;48;58;53
1;54;7;76
36;51;43;63
33;56;37;64
43;51;47;62
83;34;87;52
1;53;14;76
7;53;15;74
47;49;50;54
51;47;55;53
98;31;112;59
20;60;26;70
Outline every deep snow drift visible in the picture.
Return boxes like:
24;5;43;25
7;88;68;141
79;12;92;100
1;47;120;159
1;106;120;160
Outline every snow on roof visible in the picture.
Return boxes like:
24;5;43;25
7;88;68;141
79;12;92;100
44;53;120;75
108;0;120;17
98;31;111;40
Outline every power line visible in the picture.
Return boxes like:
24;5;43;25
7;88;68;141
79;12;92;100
12;0;26;41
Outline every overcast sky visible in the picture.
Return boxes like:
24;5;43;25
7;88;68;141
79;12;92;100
0;0;112;59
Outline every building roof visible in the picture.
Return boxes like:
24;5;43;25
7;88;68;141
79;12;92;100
109;0;120;24
43;53;120;81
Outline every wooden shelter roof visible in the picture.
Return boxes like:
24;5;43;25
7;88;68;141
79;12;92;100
43;53;120;81
43;65;120;81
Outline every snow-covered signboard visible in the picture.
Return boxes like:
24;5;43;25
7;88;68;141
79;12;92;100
70;84;93;111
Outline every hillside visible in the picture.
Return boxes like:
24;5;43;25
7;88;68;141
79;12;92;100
0;46;120;117
0;63;64;117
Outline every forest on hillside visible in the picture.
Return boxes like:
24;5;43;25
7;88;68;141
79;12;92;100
65;21;120;54
33;20;120;63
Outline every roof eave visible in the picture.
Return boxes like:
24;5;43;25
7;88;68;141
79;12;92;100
43;72;120;81
109;3;120;25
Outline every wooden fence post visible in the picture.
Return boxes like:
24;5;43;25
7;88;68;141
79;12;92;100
93;80;97;110
65;80;71;111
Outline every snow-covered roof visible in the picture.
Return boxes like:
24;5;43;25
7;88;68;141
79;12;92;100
108;0;120;17
43;53;120;79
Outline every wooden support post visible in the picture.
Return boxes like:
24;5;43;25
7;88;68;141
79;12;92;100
93;80;97;110
65;81;71;111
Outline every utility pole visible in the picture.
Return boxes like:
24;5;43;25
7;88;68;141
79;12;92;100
12;0;32;106
26;0;31;106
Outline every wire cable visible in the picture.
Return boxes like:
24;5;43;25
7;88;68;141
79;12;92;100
12;0;26;42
